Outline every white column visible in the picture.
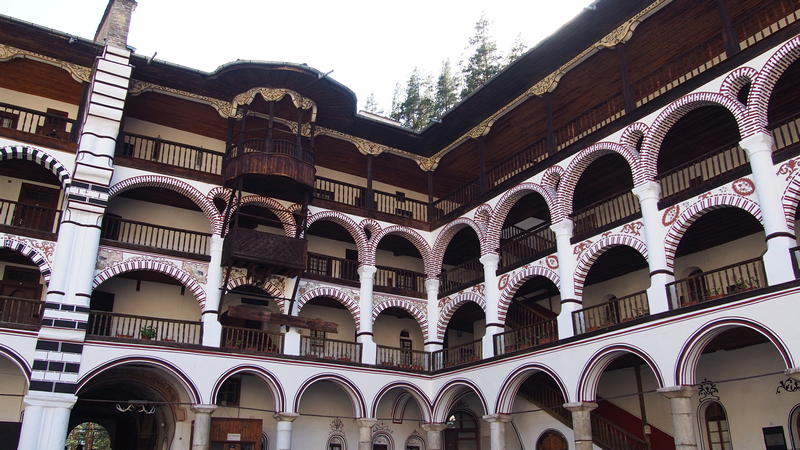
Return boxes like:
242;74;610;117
282;327;301;356
424;278;443;353
551;220;580;339
483;414;512;450
201;234;224;347
658;386;698;450
563;402;597;450
632;181;674;313
740;133;796;284
357;265;377;364
17;392;77;450
274;412;298;450
356;418;377;450
421;423;447;450
480;253;501;358
191;404;217;450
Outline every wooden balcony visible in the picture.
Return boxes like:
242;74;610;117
665;257;766;309
299;335;362;363
0;296;42;330
222;227;307;277
375;265;426;298
439;256;484;297
0;199;60;240
116;132;223;183
571;191;641;242
305;252;360;286
772;112;800;163
223;138;315;202
313;176;428;226
572;290;649;335
498;226;556;273
101;216;211;260
429;339;482;370
376;345;430;372
85;310;203;346
493;319;557;355
221;326;283;355
0;101;77;151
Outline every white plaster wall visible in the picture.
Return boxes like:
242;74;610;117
95;277;202;321
294;381;359;449
298;304;357;341
373;314;424;350
105;197;212;234
0;356;25;422
673;232;766;279
122;118;226;153
596;365;673;436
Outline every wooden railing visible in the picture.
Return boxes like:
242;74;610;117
429;339;482;370
591;413;649;450
658;143;748;204
572;290;649;335
314;176;366;207
665;257;766;309
0;101;76;141
376;345;430;372
771;112;800;160
0;199;61;235
439;257;484;296
86;311;202;345
300;335;362;363
101;216;211;258
493;320;557;355
571;191;640;240
373;189;428;222
117;132;223;176
305;252;360;284
0;296;42;329
227;138;314;165
431;179;481;221
221;326;283;354
735;0;799;50
499;226;556;272
487;138;549;188
555;94;626;150
505;302;556;330
374;265;426;298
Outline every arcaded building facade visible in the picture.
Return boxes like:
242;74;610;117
1;0;800;449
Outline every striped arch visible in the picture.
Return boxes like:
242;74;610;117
0;145;71;188
431;218;486;275
720;66;758;101
619;122;649;149
372;299;428;338
474;204;493;230
297;286;360;329
494;363;569;414
541;165;564;191
370;381;433;423
0;236;52;282
556;142;641;221
306;211;369;261
498;265;561;324
782;168;800;233
432;379;488;423
109;175;221;233
639;92;746;180
225;276;286;312
436;292;486;341
487;182;557;252
76;356;202;404
664;194;763;270
236;195;297;237
211;365;286;412
292;373;367;417
367;226;432;276
93;260;207;308
573;235;648;298
675;317;793;386
747;35;800;136
576;344;665;402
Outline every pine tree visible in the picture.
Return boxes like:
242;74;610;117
433;59;460;119
461;14;502;98
363;93;382;115
506;33;528;65
398;68;435;131
389;83;403;122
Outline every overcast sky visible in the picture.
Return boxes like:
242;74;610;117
1;0;593;112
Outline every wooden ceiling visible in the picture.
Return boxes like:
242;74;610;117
0;59;84;105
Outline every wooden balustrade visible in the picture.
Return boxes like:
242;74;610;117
772;112;800;161
493;320;558;355
221;326;283;354
305;252;360;285
429;339;482;370
374;265;426;298
86;311;202;345
117;132;223;176
101;216;211;258
373;189;428;222
487;138;549;188
658;143;748;205
555;94;626;150
0;296;42;329
735;0;799;50
499;226;556;272
571;190;640;240
572;291;649;335
376;345;430;372
300;335;362;363
666;257;766;309
439;257;484;296
431;179;481;221
0;198;61;236
0;101;76;141
227;138;314;164
591;413;649;450
314;176;367;207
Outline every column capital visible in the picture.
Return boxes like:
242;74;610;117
356;417;378;428
274;412;300;422
550;219;574;237
479;252;500;268
739;132;775;157
632;180;661;202
425;278;440;293
358;264;377;280
421;422;448;432
23;392;78;409
563;401;598;413
482;413;512;423
657;385;697;399
785;367;800;376
191;404;217;414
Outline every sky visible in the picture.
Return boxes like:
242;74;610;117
0;0;594;113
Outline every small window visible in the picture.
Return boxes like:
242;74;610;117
217;378;241;407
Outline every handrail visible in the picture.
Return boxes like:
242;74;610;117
591;413;649;450
101;215;211;257
0;101;76;141
227;137;314;165
0;296;42;328
376;345;430;372
665;257;766;309
86;310;202;345
499;226;556;271
570;190;640;238
299;335;362;363
439;256;484;296
487;138;549;188
117;132;224;176
572;290;649;335
657;142;747;202
305;252;360;284
0;199;61;234
429;339;482;370
372;188;428;222
221;326;283;354
771;111;800;156
493;319;558;355
374;264;427;298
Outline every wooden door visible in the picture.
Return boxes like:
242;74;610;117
536;431;568;450
13;183;59;232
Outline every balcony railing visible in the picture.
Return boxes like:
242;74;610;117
592;413;649;450
299;335;362;363
735;0;799;50
221;326;283;354
487;138;549;188
117;132;223;176
571;190;640;240
86;311;202;345
493;319;558;355
0;296;42;329
376;345;430;372
555;94;626;150
227;138;314;165
439;257;484;296
572;290;650;335
772;112;800;161
305;252;360;285
374;265;426;298
0;101;76;142
431;179;481;221
666;257;767;309
658;143;748;205
499;226;556;272
429;339;482;370
314;176;366;207
0;199;61;236
373;189;428;222
101;216;211;259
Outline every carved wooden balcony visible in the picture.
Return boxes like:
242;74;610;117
222;227;307;277
223;138;315;202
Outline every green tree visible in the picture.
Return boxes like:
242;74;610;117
433;59;460;119
396;68;435;131
389;82;403;122
363;92;383;115
506;33;528;65
461;14;502;98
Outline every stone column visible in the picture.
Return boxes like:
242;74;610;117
191;404;217;450
421;423;447;450
356;418;377;450
16;392;77;450
480;253;502;358
740;133;796;284
659;386;699;450
483;414;512;450
357;265;378;364
424;278;443;353
564;402;597;450
552;220;580;339
201;234;224;347
274;412;299;450
632;181;674;313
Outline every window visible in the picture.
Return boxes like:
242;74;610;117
400;336;413;366
704;401;732;450
216;378;241;407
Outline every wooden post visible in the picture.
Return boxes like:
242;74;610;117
545;95;556;156
296;107;303;159
635;364;652;449
716;0;740;57
366;154;375;211
427;171;435;222
617;45;635;114
478;137;488;193
267;101;274;151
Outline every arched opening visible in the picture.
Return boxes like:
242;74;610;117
575;246;650;334
66;422;112;450
219;285;284;354
441;302;485;368
0;352;28;448
372;432;394;450
305;219;360;286
536;430;568;450
500;276;560;352
444;410;481;450
500;370;568;447
213;371;278;449
498;192;555;273
0;158;65;237
374;308;425;369
571;153;638;240
439;227;482;296
0;246;47;329
375;234;427;298
668;208;766;309
769;58;800;160
294;379;363;449
372;385;429;426
657;105;744;205
298;296;360;362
